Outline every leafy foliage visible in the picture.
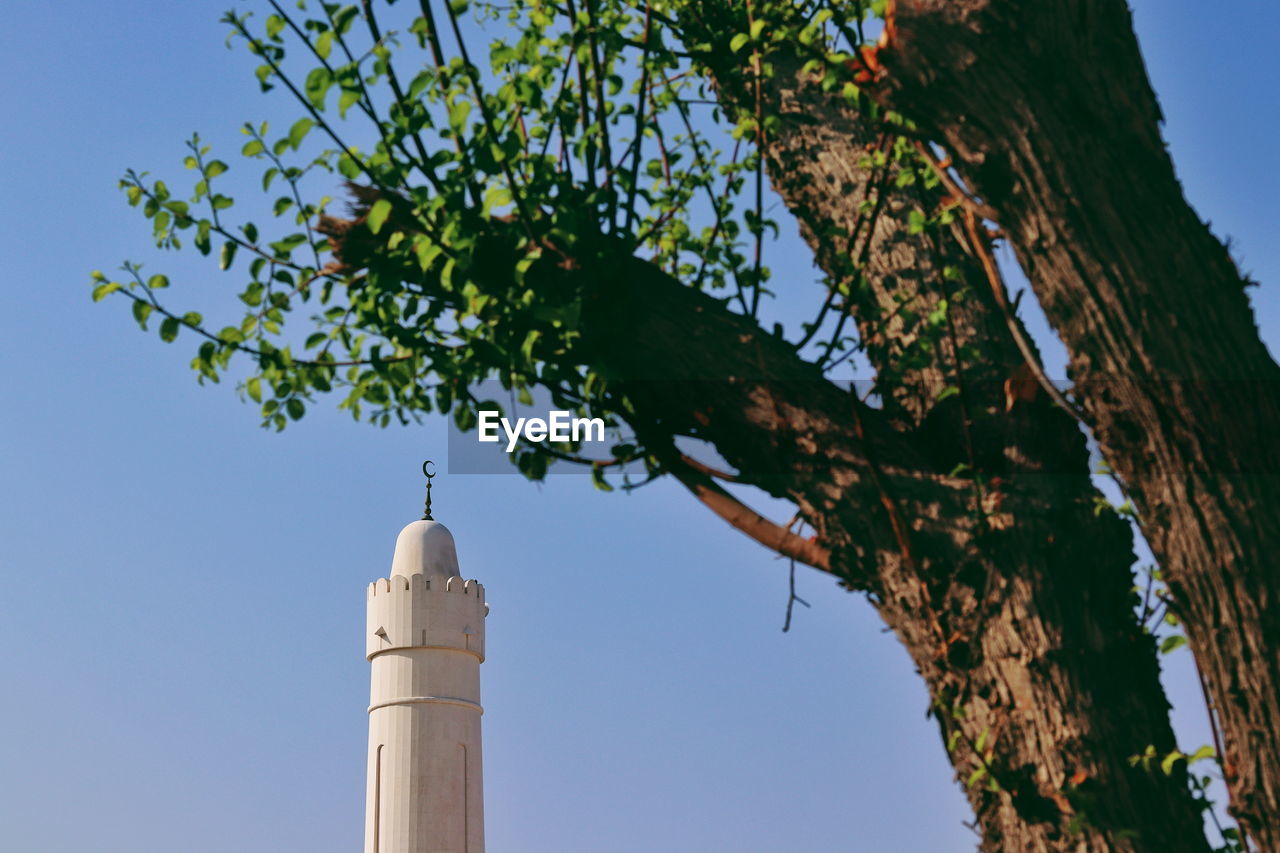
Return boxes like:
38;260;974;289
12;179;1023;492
93;0;944;482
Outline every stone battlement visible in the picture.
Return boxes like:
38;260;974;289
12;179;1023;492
366;572;487;661
368;573;486;601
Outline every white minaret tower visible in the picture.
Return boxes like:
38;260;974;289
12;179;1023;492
364;463;487;853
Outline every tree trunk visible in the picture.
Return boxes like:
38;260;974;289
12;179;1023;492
878;1;1280;843
651;7;1210;845
578;256;1208;851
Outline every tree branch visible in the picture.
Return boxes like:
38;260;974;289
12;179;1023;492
669;459;831;571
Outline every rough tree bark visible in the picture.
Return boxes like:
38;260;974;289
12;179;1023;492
877;0;1280;843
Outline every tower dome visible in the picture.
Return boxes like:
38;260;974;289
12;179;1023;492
389;519;461;579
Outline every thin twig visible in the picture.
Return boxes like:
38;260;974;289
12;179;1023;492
114;272;416;369
911;140;1083;422
229;16;379;189
441;0;537;239
623;1;653;234
782;558;811;632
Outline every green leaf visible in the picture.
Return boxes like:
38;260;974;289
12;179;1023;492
195;221;212;255
729;33;749;53
334;5;359;34
1159;634;1187;654
220;240;239;270
205;160;229;178
255;63;274;92
304;67;333;109
247;376;262;403
92;281;122;302
448;99;472;132
338;88;361;118
415;238;443;271
975;727;990;753
367;198;393;235
132;299;153;329
288;117;314;149
520;329;541;361
908;209;928;234
286;398;305;420
159;317;180;342
147;273;169;290
316;30;335;60
591;465;613;492
337;153;361;179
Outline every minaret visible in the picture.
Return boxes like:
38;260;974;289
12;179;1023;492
365;463;487;853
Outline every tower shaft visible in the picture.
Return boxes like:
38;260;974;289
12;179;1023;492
365;522;486;853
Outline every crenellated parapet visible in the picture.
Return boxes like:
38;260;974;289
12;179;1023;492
366;572;487;661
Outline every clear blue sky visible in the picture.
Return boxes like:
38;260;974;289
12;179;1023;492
0;2;1275;851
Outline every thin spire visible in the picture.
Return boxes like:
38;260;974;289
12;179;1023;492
421;460;436;520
